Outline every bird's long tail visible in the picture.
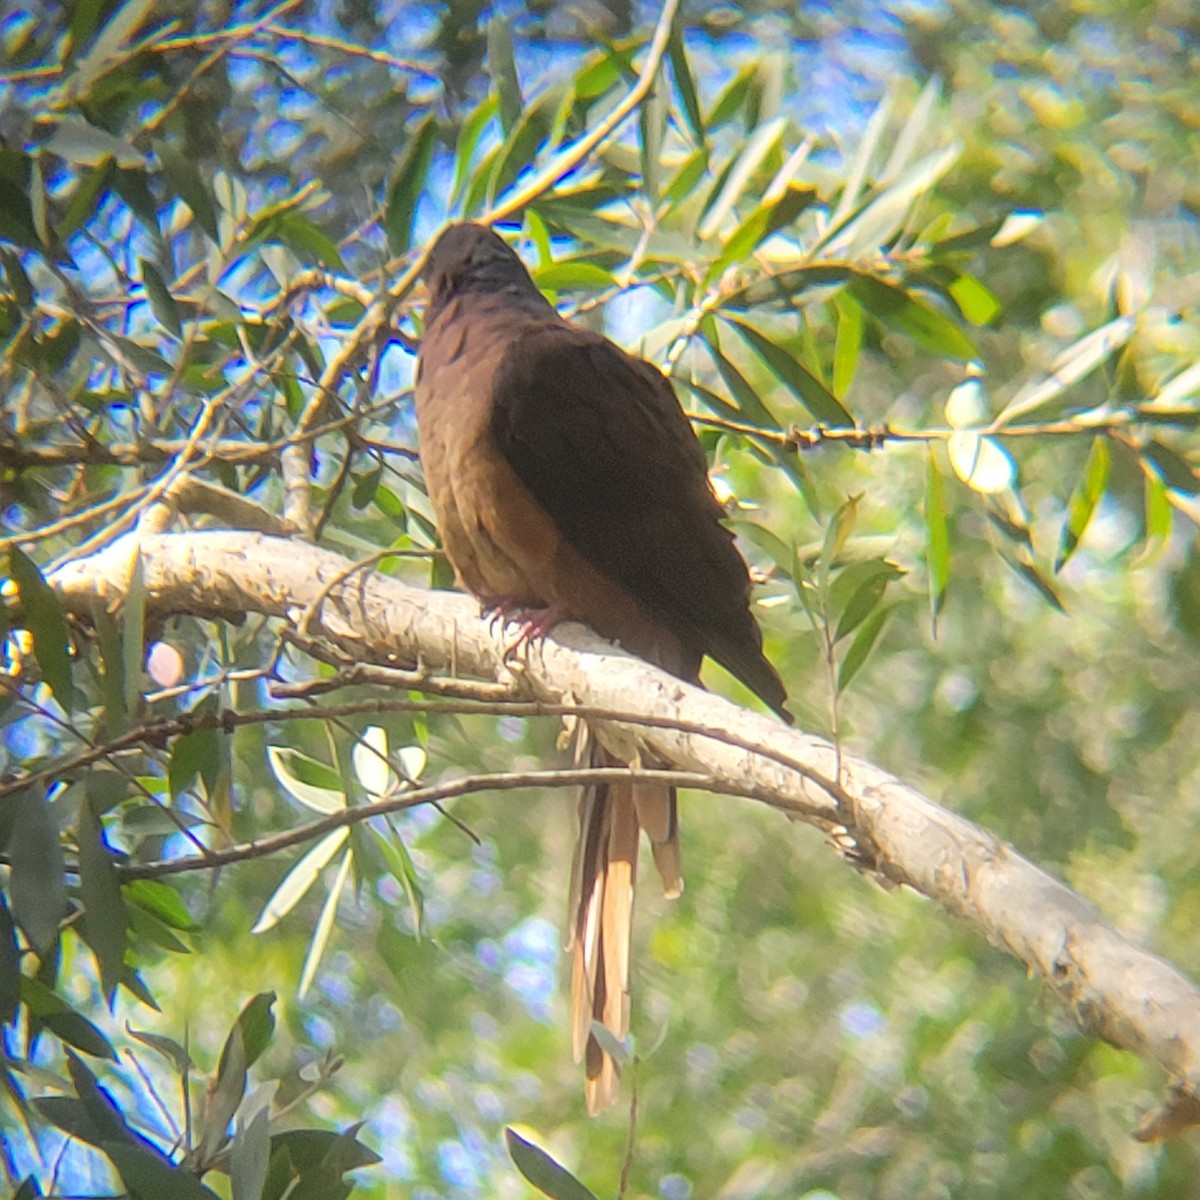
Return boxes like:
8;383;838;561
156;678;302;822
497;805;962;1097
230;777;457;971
567;728;682;1112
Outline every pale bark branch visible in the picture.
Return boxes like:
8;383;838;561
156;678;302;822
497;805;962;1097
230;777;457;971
48;529;1200;1138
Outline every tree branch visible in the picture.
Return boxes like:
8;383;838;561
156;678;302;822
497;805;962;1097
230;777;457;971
47;529;1200;1138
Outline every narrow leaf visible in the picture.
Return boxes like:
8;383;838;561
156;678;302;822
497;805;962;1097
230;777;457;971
0;894;19;1024
879;76;941;184
372;826;425;938
926;452;951;624
833;562;901;642
9;788;67;955
352;726;394;799
77;800;128;1001
666;26;704;145
385;115;438;254
505;1128;599;1200
122;549;144;721
948;273;1001;326
251;828;350;934
698;116;785;240
69;0;155;101
125;879;198;931
832;296;863;401
451;96;499;207
139;259;181;337
838;605;892;692
848;273;977;359
267;746;345;814
1057;437;1110;570
9;547;74;708
486;15;522;135
997;316;1135;424
20;977;116;1059
1142;440;1200;496
154;141;220;242
126;1025;192;1073
298;849;352;998
169;726;221;800
705;331;778;427
727;317;853;426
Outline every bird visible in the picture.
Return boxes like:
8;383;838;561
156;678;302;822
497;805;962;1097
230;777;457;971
414;222;790;1111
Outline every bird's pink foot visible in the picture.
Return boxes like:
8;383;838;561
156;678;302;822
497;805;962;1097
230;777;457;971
483;599;563;658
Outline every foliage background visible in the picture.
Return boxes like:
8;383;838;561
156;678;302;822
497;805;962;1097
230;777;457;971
1;0;1199;1196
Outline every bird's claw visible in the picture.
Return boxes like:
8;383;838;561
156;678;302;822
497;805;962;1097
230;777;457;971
483;599;563;660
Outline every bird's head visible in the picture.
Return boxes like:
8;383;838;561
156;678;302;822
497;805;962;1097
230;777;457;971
421;223;540;323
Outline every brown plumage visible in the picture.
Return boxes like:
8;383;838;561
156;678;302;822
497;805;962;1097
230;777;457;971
415;222;789;1111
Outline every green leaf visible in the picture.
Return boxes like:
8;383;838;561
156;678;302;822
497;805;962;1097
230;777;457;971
666;25;704;146
9;787;67;956
1;247;34;307
996;316;1135;424
372;825;425;939
270;1127;380;1175
0;893;19;1025
297;848;352;999
9;547;74;708
505;1128;599;1200
832;295;863;400
726;317;853;426
822;144;961;258
1056;437;1110;570
105;331;173;377
1009;555;1067;613
702;324;778;428
169;724;221;800
44;116;145;168
267;745;345;813
77;799;128;1002
203;993;276;1163
832;561;903;642
20;976;116;1059
139;259;181;337
126;1025;193;1073
231;1103;271;1200
122;549;144;721
698;116;785;240
723;262;853;309
58;160;114;239
819;495;861;590
486;15;522;135
270;212;345;271
91;597;127;735
948;273;1002;327
848;273;977;360
451;96;499;207
125;879;199;931
838;604;892;692
385;116;437;255
221;992;276;1075
532;261;618;292
638;63;668;206
104;1141;222;1200
707;62;758;129
154;140;220;241
251;828;349;934
1140;471;1172;560
68;0;156;102
1142;440;1200;496
126;903;190;954
926;452;951;625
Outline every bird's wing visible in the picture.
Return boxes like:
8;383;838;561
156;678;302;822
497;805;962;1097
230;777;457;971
490;320;788;718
